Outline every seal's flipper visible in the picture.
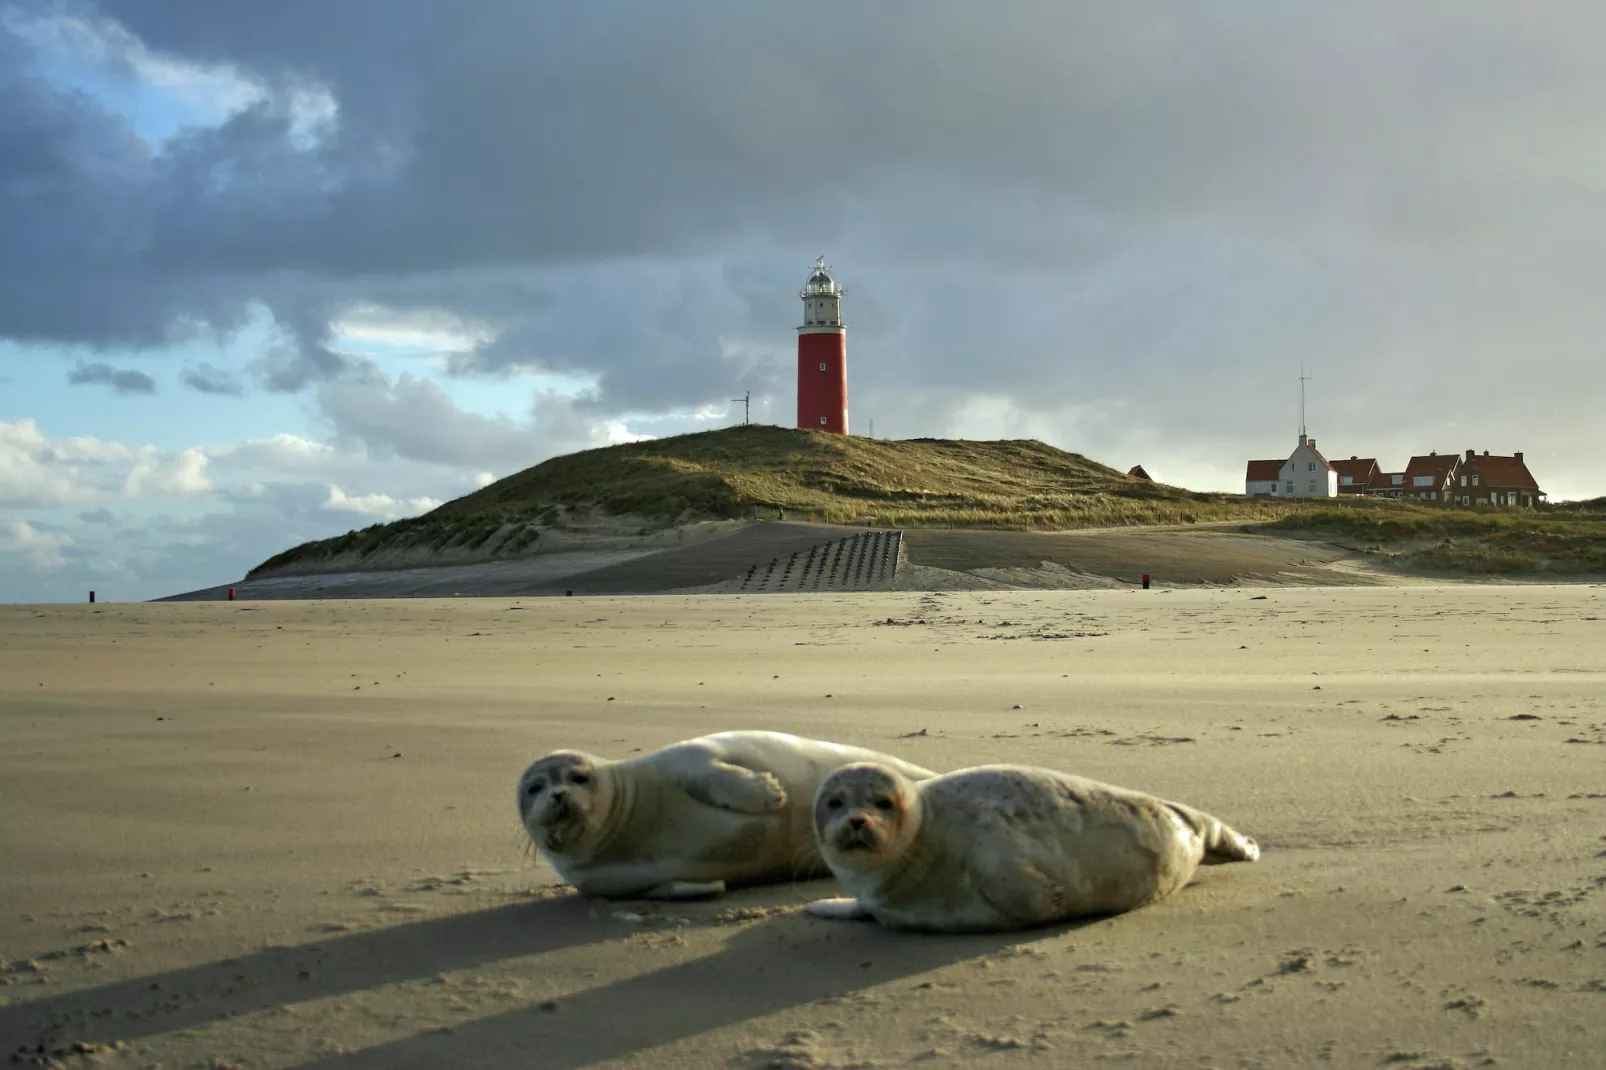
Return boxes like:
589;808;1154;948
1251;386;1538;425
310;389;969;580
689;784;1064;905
806;897;872;921
1166;802;1260;864
643;879;726;900
973;858;1068;925
1203;828;1259;864
683;762;788;813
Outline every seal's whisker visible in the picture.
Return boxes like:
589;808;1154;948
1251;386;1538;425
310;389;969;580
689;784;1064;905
786;839;825;883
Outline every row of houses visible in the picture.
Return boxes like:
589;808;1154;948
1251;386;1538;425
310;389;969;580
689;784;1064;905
1245;436;1544;507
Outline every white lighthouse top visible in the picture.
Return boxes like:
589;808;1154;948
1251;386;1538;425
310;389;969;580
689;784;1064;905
800;257;843;298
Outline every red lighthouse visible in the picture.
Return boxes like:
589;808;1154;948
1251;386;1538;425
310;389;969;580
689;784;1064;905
797;257;848;434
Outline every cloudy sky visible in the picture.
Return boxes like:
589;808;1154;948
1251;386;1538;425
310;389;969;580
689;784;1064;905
4;1;1604;602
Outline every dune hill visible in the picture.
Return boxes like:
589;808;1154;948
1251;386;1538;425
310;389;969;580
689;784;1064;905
248;425;1605;581
1264;499;1606;575
249;426;1290;577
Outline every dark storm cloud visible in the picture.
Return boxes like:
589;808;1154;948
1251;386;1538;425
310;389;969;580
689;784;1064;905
4;1;1606;493
181;362;245;396
65;361;157;394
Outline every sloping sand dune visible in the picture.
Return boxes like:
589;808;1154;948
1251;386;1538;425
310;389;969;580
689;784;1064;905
166;523;1394;602
3;586;1604;1068
159;549;662;601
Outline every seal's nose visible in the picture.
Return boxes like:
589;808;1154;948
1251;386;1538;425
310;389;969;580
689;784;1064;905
550;789;567;804
848;815;867;831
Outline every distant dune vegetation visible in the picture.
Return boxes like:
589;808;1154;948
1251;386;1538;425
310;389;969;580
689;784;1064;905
1263;497;1606;575
248;425;1606;580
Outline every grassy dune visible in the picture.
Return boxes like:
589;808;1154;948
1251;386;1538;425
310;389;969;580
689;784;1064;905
248;425;1605;579
1261;498;1606;574
249;426;1297;576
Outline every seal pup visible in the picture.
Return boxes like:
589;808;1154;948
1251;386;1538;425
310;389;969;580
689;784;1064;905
806;763;1259;932
517;731;936;900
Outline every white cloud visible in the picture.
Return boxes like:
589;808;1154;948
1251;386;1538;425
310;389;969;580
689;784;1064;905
208;433;337;472
0;419;215;507
328;304;493;357
1;519;73;570
0;419;82;506
322;485;442;519
600;421;654;446
123;446;212;498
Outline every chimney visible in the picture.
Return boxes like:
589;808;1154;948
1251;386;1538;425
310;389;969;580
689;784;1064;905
1307;438;1316;449
1350;455;1357;460
1483;450;1490;456
1430;450;1436;456
1514;451;1523;463
1466;449;1475;461
1298;433;1307;447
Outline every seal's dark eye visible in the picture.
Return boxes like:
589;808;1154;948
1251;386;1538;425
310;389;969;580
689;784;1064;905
526;783;543;796
826;798;843;810
873;797;894;811
570;773;591;786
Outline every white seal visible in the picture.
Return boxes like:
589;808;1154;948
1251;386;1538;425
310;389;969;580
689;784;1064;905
806;763;1259;932
517;731;936;900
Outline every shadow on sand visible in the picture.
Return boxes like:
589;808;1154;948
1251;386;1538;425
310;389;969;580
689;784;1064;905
2;891;1096;1069
292;911;1092;1070
0;895;605;1051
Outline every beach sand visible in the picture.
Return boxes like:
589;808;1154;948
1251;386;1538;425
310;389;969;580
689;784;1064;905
2;586;1604;1068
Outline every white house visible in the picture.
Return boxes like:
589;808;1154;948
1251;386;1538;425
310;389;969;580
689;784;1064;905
1245;435;1338;498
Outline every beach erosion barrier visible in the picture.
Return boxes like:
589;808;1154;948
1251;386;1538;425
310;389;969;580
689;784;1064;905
736;529;903;593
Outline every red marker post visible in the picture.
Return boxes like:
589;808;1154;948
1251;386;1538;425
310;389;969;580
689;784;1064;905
1141;574;1150;590
228;587;236;601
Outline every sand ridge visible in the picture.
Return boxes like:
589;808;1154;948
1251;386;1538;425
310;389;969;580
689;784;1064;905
2;586;1605;1067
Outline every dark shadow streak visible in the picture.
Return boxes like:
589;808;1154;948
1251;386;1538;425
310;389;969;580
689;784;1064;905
293;914;1100;1070
0;897;613;1050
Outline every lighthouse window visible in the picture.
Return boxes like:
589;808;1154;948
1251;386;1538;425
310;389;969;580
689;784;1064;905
819;362;827;371
819;416;828;426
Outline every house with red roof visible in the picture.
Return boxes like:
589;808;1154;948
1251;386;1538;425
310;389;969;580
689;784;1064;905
1244;441;1542;507
1369;470;1407;498
1453;450;1543;508
1244;435;1338;497
1244;458;1282;497
1330;456;1384;496
1401;452;1462;503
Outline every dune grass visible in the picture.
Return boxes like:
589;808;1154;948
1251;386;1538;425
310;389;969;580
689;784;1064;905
1261;499;1606;575
250;426;1298;575
248;425;1605;578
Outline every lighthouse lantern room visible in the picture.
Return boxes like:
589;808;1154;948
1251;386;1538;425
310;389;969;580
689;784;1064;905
796;257;848;434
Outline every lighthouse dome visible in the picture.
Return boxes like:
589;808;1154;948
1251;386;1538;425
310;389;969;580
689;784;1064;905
800;257;842;297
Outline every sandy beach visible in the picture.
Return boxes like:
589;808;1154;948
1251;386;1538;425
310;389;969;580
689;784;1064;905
3;586;1604;1068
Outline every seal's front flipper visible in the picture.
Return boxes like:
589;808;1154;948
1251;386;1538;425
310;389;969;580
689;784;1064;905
685;762;788;813
1166;802;1260;864
643;879;726;900
1203;827;1259;864
805;897;872;921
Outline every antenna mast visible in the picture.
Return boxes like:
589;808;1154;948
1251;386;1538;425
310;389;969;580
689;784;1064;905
1298;365;1312;438
731;390;751;426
